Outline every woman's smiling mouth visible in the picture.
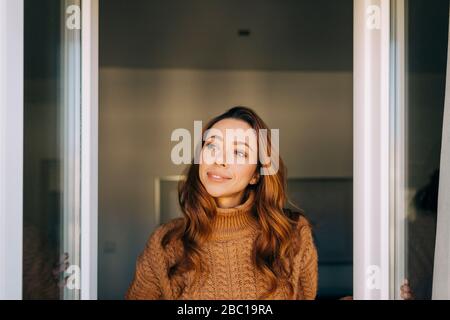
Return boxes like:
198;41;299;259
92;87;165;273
206;171;232;182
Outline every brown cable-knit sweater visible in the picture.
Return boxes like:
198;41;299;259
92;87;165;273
125;191;318;300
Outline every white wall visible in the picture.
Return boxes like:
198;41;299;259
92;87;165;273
98;67;353;299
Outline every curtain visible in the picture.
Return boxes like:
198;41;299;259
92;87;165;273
432;6;450;300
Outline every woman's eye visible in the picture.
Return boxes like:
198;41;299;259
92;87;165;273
206;143;217;150
235;150;247;158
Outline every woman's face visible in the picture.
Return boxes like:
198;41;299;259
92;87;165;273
199;118;259;208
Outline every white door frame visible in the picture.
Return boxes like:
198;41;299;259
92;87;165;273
0;0;98;300
0;0;24;301
353;0;391;300
0;0;405;301
81;0;99;300
390;0;407;300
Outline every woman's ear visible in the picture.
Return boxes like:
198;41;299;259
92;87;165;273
249;172;260;185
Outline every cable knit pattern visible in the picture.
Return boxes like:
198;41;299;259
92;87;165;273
125;191;318;300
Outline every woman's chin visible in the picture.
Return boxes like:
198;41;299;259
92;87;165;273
203;184;235;198
205;188;228;198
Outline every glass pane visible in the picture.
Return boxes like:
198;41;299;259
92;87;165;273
394;0;449;300
287;178;353;299
23;0;82;300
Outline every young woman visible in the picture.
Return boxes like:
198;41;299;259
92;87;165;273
125;106;318;300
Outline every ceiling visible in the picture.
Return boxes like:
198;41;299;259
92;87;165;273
99;0;353;71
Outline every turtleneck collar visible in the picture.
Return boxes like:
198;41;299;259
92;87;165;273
211;189;259;241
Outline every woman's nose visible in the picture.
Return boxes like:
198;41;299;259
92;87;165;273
214;148;228;167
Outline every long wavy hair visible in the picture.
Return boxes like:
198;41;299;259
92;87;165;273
161;106;307;299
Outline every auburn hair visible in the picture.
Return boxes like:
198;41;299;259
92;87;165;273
161;106;307;299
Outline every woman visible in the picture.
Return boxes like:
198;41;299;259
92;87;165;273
125;106;318;300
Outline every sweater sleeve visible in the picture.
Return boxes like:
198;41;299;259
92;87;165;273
296;217;319;300
125;226;166;300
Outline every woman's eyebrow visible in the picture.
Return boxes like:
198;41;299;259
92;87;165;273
205;134;223;141
234;141;254;151
206;134;255;151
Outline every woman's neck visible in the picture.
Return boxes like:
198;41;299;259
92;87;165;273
211;189;259;241
214;190;246;208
